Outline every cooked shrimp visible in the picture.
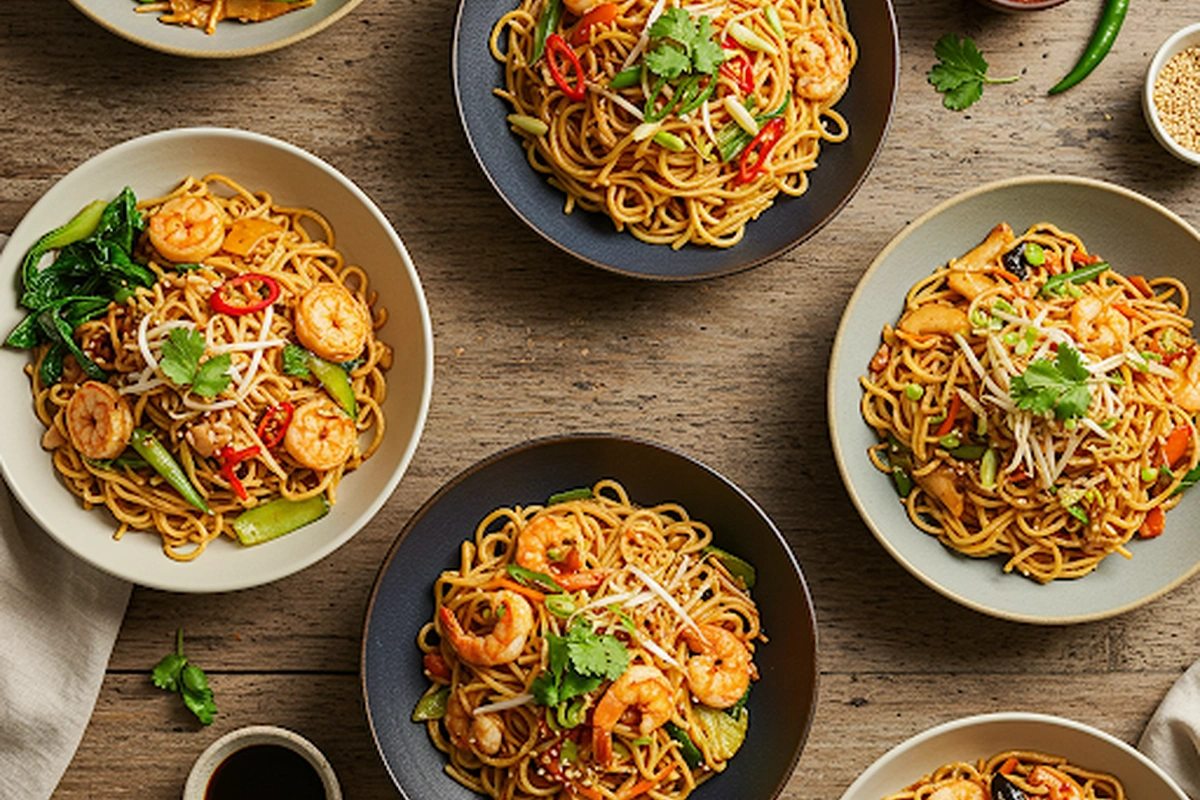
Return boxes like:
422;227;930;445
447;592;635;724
438;589;534;667
65;381;134;460
591;664;674;766
293;282;371;363
1172;351;1200;412
792;12;851;101
515;513;609;591
927;780;986;800
1070;295;1130;359
1026;765;1084;800
681;624;751;709
147;196;225;264
444;692;505;756
283;398;357;471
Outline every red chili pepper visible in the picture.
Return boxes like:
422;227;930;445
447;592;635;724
1071;251;1103;266
936;392;962;438
735;117;785;185
569;3;618;46
545;33;587;102
217;444;261;501
720;45;755;94
422;653;451;681
209;273;281;316
256;401;295;448
1140;505;1165;538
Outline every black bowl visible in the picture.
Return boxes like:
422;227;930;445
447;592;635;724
361;434;818;799
452;0;898;280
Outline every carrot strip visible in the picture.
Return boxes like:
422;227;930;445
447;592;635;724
936;392;961;438
1129;275;1154;298
617;764;678;800
1141;506;1165;539
999;757;1020;775
1111;302;1136;319
1163;426;1192;468
485;578;546;603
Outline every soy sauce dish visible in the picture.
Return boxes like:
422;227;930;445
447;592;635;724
183;725;341;799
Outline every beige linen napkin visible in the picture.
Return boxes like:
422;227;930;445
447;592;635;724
0;233;132;798
1140;660;1200;799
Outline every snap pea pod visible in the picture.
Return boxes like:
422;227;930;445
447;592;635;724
130;428;211;514
411;686;450;722
307;352;358;420
532;0;563;62
664;722;705;768
1039;261;1110;297
1048;0;1128;95
702;545;757;589
20;199;107;290
232;494;330;546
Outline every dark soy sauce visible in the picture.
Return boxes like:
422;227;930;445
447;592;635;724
205;743;326;800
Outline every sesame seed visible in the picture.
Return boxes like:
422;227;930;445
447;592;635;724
1154;46;1200;152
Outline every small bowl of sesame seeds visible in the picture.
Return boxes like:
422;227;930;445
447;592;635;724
1145;23;1200;166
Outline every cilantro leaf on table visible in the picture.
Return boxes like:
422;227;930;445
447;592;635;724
928;33;1019;111
151;629;217;725
1010;343;1093;420
159;327;232;398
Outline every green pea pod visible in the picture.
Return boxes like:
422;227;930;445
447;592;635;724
1048;0;1128;95
548;487;593;504
130;428;211;514
1039;261;1110;297
21;199;108;290
506;562;565;593
532;0;563;62
307;353;358;420
664;722;705;768
702;545;757;589
411;686;450;721
232;494;330;545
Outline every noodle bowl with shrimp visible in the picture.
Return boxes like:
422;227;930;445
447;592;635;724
11;174;391;561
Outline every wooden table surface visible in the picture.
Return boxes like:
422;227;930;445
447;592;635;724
3;0;1199;796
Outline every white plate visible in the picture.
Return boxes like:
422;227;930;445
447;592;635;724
68;0;363;58
829;175;1200;623
839;713;1187;800
0;127;433;592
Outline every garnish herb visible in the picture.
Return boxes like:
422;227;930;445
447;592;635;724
530;619;628;709
927;34;1019;111
642;8;725;122
282;343;312;378
152;628;218;725
1010;343;1092;421
160;328;232;399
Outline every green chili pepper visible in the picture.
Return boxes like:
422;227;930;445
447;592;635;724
716;92;790;162
948;443;988;460
1039;261;1110;297
1067;505;1091;525
232;494;330;546
545;593;576;618
506;563;565;593
532;0;563;62
664;722;705;768
20;199;108;290
411;686;450;721
556;697;587;728
307;352;358;420
675;76;718;116
130;428;211;514
891;465;913;498
609;66;642;89
548;487;593;504
1048;0;1128;95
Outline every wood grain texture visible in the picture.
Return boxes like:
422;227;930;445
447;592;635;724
0;0;1197;796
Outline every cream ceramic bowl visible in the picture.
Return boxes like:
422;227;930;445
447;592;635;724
183;725;341;799
1143;23;1200;166
839;713;1187;800
0;128;433;593
829;175;1200;623
68;0;364;59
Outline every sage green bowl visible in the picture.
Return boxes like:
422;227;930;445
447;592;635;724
828;175;1200;624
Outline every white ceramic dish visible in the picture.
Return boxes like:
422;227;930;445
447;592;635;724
839;713;1187;800
829;175;1200;624
68;0;363;59
0;127;433;593
1143;23;1200;167
184;725;342;798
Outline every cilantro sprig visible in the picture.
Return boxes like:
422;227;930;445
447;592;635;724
928;34;1019;111
160;328;232;399
530;618;628;710
1010;342;1092;420
152;628;218;725
645;8;725;80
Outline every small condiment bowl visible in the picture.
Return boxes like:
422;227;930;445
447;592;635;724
971;0;1070;13
182;725;342;800
1144;23;1200;166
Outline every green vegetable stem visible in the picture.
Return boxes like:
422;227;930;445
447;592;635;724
928;34;1019;111
20;199;107;289
130;428;211;514
1048;0;1128;95
532;0;563;62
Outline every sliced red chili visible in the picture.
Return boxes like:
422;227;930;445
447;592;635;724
546;33;587;102
217;444;261;501
735;117;785;184
209;273;281;316
256;401;295;449
720;45;755;95
570;3;618;46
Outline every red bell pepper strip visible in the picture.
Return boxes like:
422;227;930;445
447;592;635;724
209;273;281;316
256;401;295;448
1163;425;1192;468
1070;251;1103;266
546;34;587;102
217;444;261;501
936;392;962;438
422;653;451;681
735;117;784;184
570;3;618;46
1140;505;1165;538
